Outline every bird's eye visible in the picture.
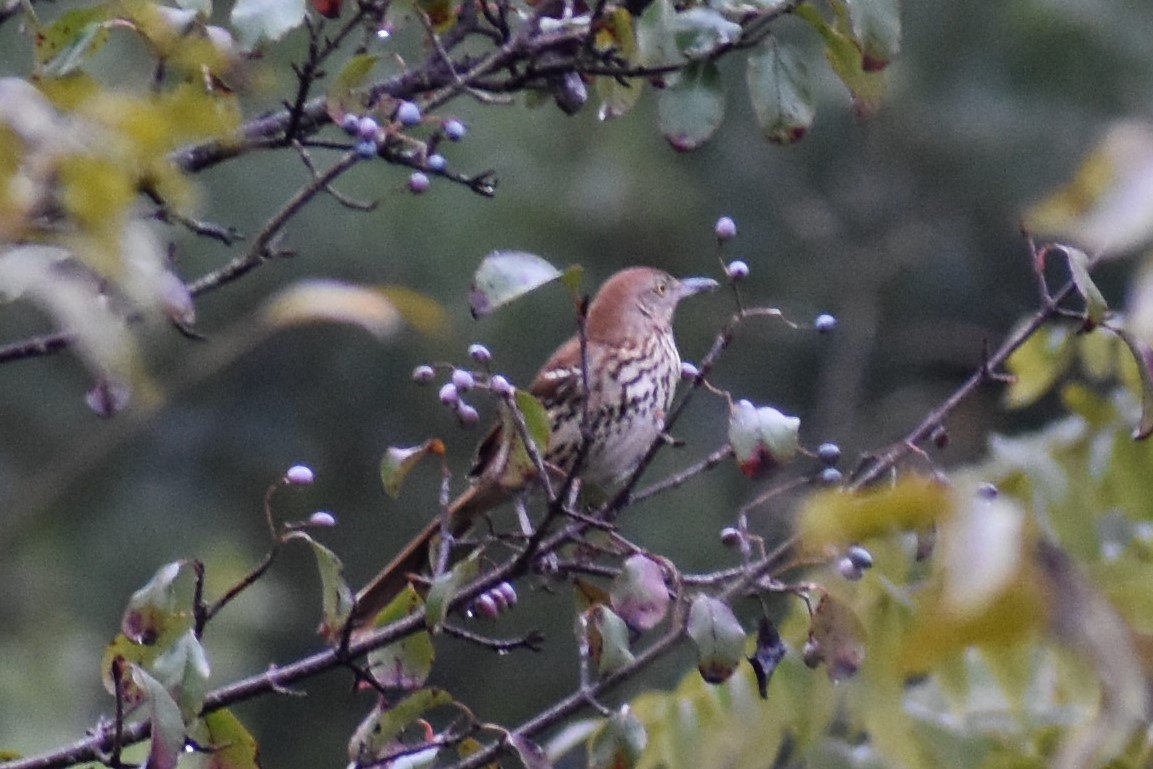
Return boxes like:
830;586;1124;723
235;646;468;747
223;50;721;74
654;280;667;296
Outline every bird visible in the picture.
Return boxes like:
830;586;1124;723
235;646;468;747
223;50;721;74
349;266;718;627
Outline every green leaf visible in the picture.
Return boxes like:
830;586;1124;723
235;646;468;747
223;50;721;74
727;399;800;479
746;36;815;145
424;548;481;631
469;251;564;318
797;3;886;118
149;629;211;721
286;532;354;641
381;440;445;498
326;54;380;119
1112;328;1153;439
842;0;900;71
190;709;260;769
131;666;187;769
1004;325;1074;408
230;0;306;50
597;75;643;122
609;554;669;632
588;706;647;769
34;6;111;75
658;60;725;152
667;7;742;58
686;594;745;684
348;688;455;761
584;605;635;677
635;0;685;69
366;585;435;689
1058;244;1109;327
262;280;402;339
121;561;197;644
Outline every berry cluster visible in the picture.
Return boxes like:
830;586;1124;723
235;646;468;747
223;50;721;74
412;343;512;427
467;581;518;618
339;103;470;194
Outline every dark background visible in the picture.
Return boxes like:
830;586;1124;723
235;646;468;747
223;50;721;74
2;1;1152;765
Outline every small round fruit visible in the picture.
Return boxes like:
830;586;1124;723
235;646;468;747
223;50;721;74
341;114;360;135
285;464;315;486
452;369;475;392
354;139;377;159
412;365;436;384
456;402;479;426
443;119;467;141
814;314;837;333
396;100;422;126
818;467;843;486
438;382;459;406
816;442;841;466
357;115;380;139
490;375;513;397
408;171;430;193
725;260;749;281
680;361;700;380
719;527;742;548
714;216;737;241
846;545;873;570
467;343;491;364
309;510;337;527
837;557;864;581
427;153;447;172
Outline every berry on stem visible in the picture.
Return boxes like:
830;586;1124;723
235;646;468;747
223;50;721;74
396;100;422;126
341;114;360;135
285;464;315;486
815;314;837;334
443;119;466;141
715;216;737;241
817;442;841;466
438;383;459;406
309;510;337;527
427;153;447;172
408;172;430;193
412;365;436;384
357;115;379;139
456;402;479;426
354;139;377;159
452;369;475;392
490;375;512;397
468;343;491;364
725;260;749;281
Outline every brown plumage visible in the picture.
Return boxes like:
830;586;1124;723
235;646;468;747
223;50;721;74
349;267;717;626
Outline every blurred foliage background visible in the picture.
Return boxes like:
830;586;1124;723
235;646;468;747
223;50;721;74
3;0;1153;766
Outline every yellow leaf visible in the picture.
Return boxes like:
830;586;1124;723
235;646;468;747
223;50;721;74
798;475;954;552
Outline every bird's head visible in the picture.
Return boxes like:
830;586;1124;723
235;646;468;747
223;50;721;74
587;267;718;339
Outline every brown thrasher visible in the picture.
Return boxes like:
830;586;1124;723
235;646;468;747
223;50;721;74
350;267;717;626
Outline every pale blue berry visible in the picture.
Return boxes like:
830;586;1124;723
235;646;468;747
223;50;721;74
396;101;421;126
285;464;315;485
443;119;466;141
715;216;737;241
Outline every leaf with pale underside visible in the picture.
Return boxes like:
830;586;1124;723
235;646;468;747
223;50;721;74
286;532;354;641
381;440;445;498
469;251;563;318
686;594;745;684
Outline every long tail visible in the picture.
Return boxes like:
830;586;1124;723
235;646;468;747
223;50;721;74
348;479;507;628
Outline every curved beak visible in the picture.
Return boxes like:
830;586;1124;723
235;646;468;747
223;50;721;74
677;276;720;298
